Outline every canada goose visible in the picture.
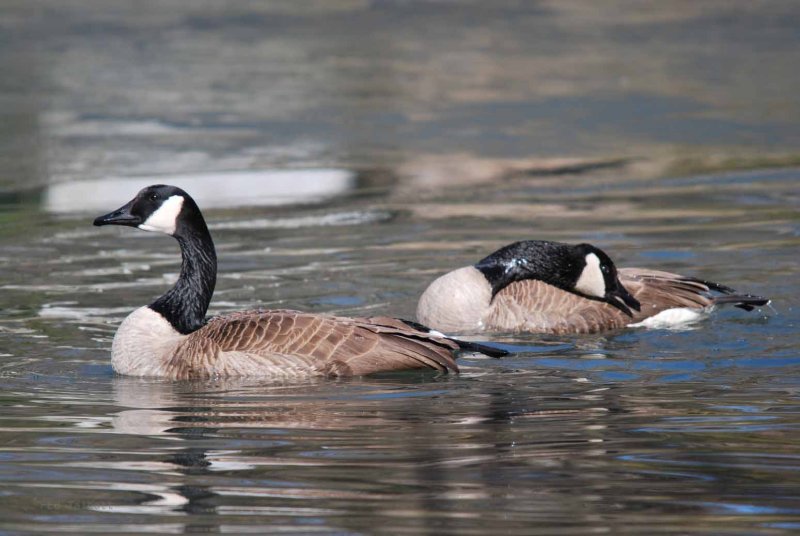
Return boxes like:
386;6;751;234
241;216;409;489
93;184;505;380
416;240;769;335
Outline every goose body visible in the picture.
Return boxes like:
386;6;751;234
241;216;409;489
416;241;769;335
94;185;504;380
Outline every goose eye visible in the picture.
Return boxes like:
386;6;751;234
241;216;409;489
601;264;610;274
149;193;159;201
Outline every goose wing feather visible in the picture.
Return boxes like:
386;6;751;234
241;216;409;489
618;268;714;310
168;309;459;379
485;268;715;334
486;279;629;334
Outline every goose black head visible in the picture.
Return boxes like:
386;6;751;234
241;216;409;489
474;240;641;316
572;243;641;316
93;184;204;237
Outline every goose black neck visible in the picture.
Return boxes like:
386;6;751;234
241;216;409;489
474;240;580;298
149;220;217;335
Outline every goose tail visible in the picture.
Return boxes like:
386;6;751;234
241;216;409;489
400;319;509;358
683;277;770;312
713;293;770;312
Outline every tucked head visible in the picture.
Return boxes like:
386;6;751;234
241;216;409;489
474;240;641;317
93;184;202;236
571;243;640;316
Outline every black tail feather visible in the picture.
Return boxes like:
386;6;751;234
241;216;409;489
713;294;770;312
680;276;738;294
681;277;769;312
400;319;434;332
400;319;509;358
451;339;509;358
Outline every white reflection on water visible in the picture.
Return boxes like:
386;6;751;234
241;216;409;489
17;481;189;515
43;168;355;213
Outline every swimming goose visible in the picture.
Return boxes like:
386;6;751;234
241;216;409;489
416;240;769;335
93;184;505;380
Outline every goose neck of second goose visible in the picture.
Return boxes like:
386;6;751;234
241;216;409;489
149;222;217;335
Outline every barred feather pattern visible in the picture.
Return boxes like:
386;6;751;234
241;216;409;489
162;309;460;380
485;268;720;334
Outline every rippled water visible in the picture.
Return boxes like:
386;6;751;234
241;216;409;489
1;2;800;535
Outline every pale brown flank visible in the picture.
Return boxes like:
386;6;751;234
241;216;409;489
165;309;460;380
486;268;714;334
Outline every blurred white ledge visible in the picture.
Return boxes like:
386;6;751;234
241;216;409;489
44;168;355;213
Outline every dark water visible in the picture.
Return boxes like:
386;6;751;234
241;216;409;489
1;2;799;534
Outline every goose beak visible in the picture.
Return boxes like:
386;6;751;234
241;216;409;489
93;199;141;227
605;282;641;317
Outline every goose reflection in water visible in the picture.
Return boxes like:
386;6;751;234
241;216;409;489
104;372;641;533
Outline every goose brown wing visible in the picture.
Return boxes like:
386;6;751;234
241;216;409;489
618;268;714;312
487;279;632;334
486;268;716;335
170;309;459;378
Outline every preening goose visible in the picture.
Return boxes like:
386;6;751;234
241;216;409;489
93;184;505;380
416;240;769;335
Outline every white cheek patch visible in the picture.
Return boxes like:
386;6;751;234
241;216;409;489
138;195;184;235
574;253;606;298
